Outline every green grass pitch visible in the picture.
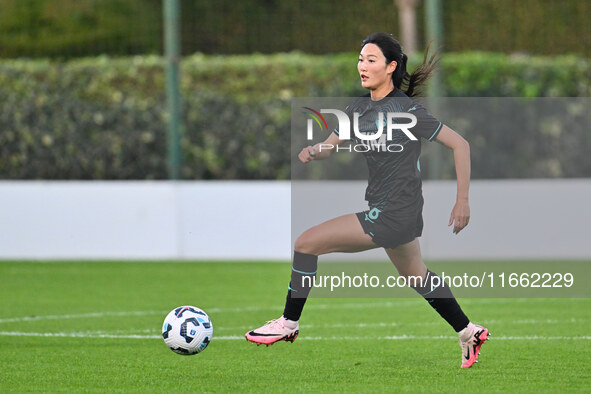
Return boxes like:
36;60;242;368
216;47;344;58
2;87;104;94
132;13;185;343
0;261;589;392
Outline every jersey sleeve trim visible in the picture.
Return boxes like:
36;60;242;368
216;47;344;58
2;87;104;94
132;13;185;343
428;122;443;141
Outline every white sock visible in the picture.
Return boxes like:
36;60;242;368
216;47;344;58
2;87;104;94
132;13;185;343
458;322;475;341
281;316;298;329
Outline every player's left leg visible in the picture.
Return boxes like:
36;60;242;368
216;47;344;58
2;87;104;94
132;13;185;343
385;239;489;368
245;214;377;346
282;213;377;321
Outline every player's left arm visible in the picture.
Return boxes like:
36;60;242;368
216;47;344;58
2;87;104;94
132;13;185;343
434;125;471;234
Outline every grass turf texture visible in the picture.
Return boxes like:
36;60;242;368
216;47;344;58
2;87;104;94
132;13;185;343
0;261;589;393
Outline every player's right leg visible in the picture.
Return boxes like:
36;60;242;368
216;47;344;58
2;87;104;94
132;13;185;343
245;213;377;346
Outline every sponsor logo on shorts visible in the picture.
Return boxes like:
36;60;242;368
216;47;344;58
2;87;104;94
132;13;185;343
364;207;381;223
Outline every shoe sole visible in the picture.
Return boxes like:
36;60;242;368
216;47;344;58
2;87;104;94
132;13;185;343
461;328;489;369
245;330;299;346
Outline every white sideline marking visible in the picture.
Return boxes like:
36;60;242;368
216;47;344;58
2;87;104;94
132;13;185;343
6;298;552;324
0;331;590;341
0;331;162;339
1;298;588;324
1;315;584;333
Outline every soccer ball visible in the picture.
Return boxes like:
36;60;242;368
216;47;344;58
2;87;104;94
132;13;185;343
162;306;213;355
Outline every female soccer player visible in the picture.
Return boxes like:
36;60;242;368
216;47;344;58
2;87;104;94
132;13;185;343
245;33;489;368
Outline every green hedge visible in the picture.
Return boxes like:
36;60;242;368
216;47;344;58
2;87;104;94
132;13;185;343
1;52;591;180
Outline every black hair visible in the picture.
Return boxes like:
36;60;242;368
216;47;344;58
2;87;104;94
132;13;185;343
361;32;439;97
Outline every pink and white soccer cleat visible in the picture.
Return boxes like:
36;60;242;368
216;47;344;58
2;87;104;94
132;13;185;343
459;324;490;368
245;317;299;346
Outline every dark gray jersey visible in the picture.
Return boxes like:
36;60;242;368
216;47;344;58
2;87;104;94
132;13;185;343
335;89;442;210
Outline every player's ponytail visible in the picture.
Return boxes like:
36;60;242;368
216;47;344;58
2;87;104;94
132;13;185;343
402;42;439;97
362;33;439;97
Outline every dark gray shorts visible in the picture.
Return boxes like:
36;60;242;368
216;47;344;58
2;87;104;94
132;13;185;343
356;198;424;249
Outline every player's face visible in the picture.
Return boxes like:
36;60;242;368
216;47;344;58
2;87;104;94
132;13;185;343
358;43;397;91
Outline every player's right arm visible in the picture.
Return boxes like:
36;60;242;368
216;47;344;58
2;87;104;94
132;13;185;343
298;131;344;163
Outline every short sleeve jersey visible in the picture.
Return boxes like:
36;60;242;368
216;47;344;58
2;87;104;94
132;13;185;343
335;89;442;211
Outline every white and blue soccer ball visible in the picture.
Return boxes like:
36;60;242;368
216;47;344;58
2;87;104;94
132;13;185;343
162;306;213;355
